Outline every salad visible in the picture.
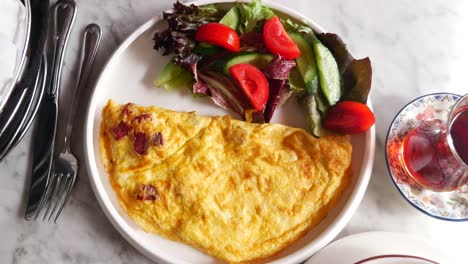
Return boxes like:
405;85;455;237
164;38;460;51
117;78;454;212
153;0;374;136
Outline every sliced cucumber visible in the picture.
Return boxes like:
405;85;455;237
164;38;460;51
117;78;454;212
223;52;274;74
162;70;194;90
194;42;223;56
219;6;240;30
311;35;341;105
289;32;319;95
154;61;184;87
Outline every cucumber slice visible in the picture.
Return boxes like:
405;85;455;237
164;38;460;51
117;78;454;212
289;32;319;95
194;42;223;55
219;6;240;30
223;52;274;74
311;35;341;105
154;62;184;87
162;70;194;90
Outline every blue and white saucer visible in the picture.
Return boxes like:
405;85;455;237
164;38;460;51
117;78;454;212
385;93;468;221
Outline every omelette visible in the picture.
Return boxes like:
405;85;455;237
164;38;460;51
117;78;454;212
100;100;352;263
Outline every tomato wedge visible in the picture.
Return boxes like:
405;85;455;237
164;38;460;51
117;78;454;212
195;23;240;52
325;101;375;134
229;64;269;111
263;16;301;59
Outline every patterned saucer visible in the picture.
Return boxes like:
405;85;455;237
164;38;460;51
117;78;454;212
385;93;468;221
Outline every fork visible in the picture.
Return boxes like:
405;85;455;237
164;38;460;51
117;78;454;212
41;23;102;222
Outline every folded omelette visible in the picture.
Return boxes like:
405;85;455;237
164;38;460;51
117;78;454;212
100;100;352;263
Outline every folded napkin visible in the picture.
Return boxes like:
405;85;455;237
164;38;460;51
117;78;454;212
0;0;27;103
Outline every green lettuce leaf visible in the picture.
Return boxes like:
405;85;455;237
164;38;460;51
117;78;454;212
282;18;314;35
237;0;275;33
300;95;324;137
287;67;306;97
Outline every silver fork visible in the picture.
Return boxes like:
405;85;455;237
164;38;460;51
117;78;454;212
42;23;102;222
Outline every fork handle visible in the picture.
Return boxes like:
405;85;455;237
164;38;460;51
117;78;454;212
62;24;101;150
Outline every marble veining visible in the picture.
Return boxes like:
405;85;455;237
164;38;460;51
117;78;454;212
1;0;467;263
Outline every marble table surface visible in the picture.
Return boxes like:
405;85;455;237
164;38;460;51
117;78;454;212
1;0;467;263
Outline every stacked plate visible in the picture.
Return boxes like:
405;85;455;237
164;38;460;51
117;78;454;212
0;0;49;161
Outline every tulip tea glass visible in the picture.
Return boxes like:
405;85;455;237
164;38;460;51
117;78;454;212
399;94;468;192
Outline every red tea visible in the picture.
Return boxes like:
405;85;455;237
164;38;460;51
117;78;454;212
401;108;468;191
449;106;468;165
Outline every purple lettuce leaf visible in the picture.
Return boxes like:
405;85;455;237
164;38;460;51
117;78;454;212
262;56;296;122
193;80;209;95
263;55;296;80
153;2;224;73
239;32;268;52
162;2;223;36
198;71;251;118
264;79;286;123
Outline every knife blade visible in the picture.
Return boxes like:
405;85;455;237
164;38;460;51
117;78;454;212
25;0;77;220
21;0;50;220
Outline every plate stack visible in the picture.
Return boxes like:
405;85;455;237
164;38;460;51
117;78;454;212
0;0;49;161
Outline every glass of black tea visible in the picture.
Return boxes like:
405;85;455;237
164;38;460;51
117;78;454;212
400;94;468;192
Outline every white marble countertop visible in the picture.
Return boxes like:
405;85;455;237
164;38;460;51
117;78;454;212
1;0;467;263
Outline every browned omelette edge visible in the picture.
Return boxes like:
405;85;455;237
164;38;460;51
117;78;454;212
246;166;351;264
99;103;352;263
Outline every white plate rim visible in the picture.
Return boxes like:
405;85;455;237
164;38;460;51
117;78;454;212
84;1;376;263
305;231;451;264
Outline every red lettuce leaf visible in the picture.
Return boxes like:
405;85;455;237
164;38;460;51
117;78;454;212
342;58;372;103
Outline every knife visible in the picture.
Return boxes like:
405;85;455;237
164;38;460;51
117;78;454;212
25;0;77;220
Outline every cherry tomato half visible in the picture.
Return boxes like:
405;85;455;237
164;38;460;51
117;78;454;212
263;16;301;59
325;101;375;134
229;64;269;111
195;23;240;52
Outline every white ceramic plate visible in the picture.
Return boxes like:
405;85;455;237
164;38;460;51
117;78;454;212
0;0;30;113
305;231;451;264
84;1;376;263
